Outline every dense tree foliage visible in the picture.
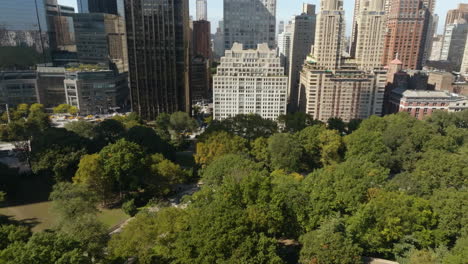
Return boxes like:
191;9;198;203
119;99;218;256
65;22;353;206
1;110;467;263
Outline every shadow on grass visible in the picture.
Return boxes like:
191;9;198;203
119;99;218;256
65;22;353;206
1;174;54;208
0;214;41;230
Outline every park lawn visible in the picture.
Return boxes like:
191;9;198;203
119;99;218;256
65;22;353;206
0;201;129;232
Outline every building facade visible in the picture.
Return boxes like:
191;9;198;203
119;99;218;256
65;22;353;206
36;66;67;107
223;0;276;50
213;43;287;120
445;4;468;27
73;13;128;73
440;20;468;72
64;70;128;115
196;0;207;21
313;0;345;70
388;88;466;120
299;59;386;122
193;20;211;59
191;56;211;102
0;71;39;107
427;72;455;91
354;0;386;71
382;0;434;70
0;0;49;54
277;21;292;71
78;0;120;15
124;0;191;119
288;4;316;112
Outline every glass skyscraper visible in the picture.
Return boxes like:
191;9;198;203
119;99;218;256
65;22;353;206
0;0;48;31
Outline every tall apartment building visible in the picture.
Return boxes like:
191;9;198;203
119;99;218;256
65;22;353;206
382;0;434;70
223;0;276;50
288;4;316;111
196;0;208;21
191;56;211;102
124;0;191;119
313;0;345;70
445;4;468;27
298;0;385;122
354;0;386;71
73;13;128;73
440;20;468;72
213;43;288;120
277;21;292;70
278;21;285;35
193;20;211;59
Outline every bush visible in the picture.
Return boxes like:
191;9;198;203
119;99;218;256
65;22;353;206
122;199;138;217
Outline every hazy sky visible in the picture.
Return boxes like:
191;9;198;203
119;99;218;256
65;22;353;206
59;0;461;35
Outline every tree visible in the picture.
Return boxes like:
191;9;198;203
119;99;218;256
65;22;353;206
0;225;31;250
99;139;148;194
64;121;96;139
154;113;171;141
146;153;187;196
327;117;347;134
302;160;389;229
49;182;108;258
30;128;89;181
347;191;437;259
299;218;362;264
93;119;126;148
195;131;249;167
0;231;93;264
202;114;278;140
169;112;197;134
250;137;270;165
125;125;175;158
53;104;78;115
200;154;263;186
296;124;327;170
122;199;138;217
318;129;343;166
108;207;188;264
430;189;468;247
278;112;319;133
442;234;468;264
73;154;113;203
268;133;302;172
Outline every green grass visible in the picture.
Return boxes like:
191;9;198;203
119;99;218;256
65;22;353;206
98;208;129;229
0;201;129;232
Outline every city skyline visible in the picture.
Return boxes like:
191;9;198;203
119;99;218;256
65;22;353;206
59;0;459;35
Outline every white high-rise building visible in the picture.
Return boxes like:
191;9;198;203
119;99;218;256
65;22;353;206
313;0;345;69
288;4;316;111
196;0;207;21
213;43;288;120
355;0;386;71
224;0;277;50
298;0;385;122
278;21;292;70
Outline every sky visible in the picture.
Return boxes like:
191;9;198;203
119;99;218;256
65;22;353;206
59;0;462;35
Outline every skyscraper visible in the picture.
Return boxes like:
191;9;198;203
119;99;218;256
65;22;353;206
0;0;49;53
382;0;434;69
124;0;191;119
224;0;276;50
277;21;292;70
445;4;468;27
73;13;128;73
298;0;385;122
440;20;468;71
193;20;211;59
78;0;120;15
196;0;207;21
288;4;316;111
313;0;345;69
354;0;386;71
